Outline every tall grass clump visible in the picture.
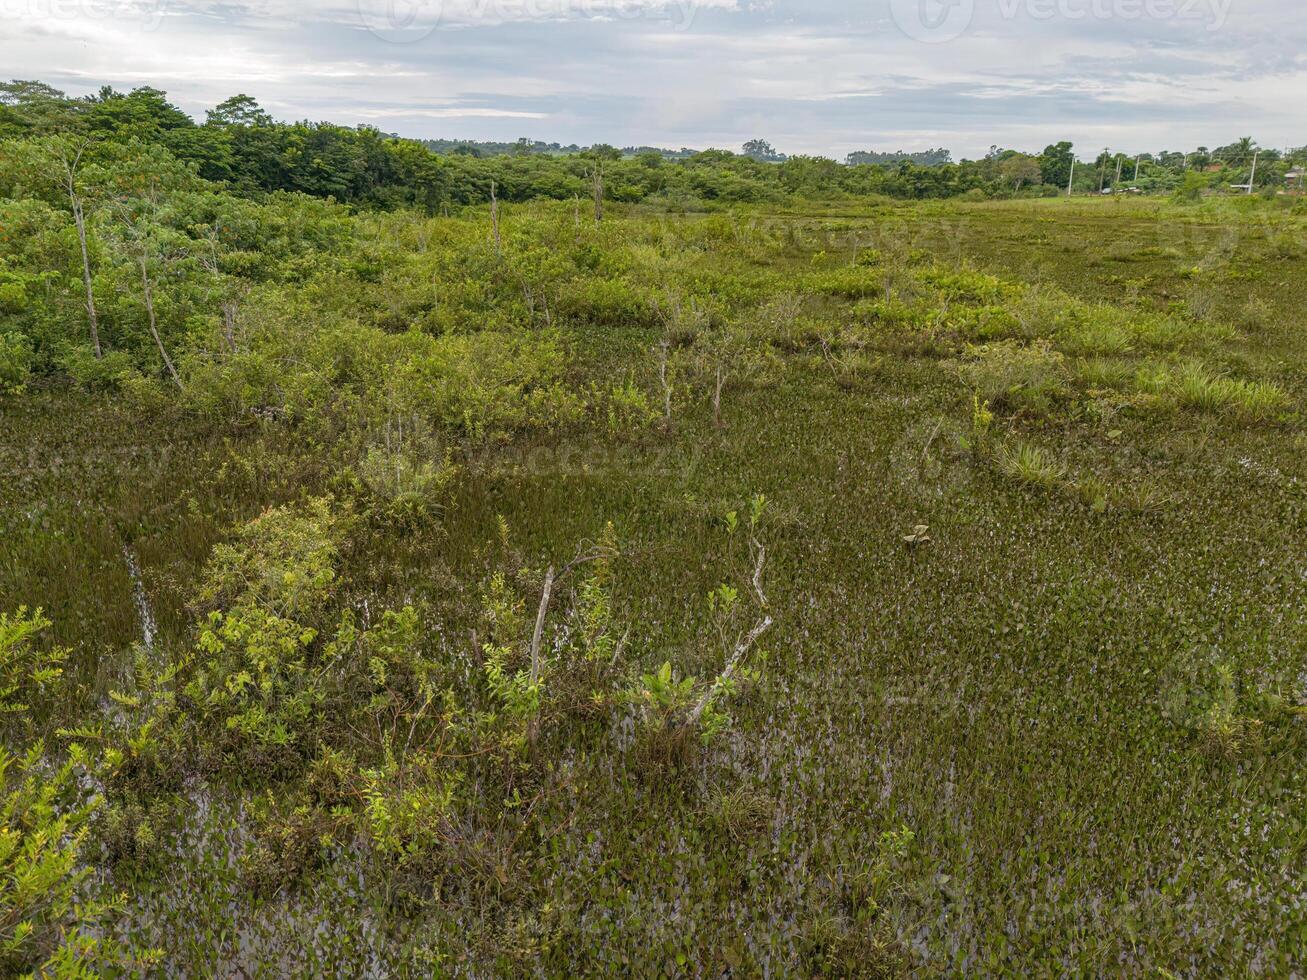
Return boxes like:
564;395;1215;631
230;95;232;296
1167;363;1289;420
996;440;1067;489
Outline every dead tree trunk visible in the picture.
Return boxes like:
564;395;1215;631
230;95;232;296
686;542;771;730
713;363;727;428
220;299;240;354
62;151;102;358
592;164;604;224
138;255;182;389
658;340;673;431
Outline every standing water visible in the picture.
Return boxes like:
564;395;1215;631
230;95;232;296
123;545;157;653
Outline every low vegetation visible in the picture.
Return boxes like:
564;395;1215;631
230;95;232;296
1;96;1305;974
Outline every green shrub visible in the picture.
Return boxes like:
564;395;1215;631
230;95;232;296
196;497;347;621
0;332;33;394
0;743;152;976
353;422;458;526
556;277;659;328
0;608;68;738
960;340;1068;416
57;347;136;391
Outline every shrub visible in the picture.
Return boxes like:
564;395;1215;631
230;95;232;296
0;608;68;738
57;347;137;391
0;331;33;394
595;379;659;434
0;743;151;976
1053;304;1135;356
556;277;659;328
196;497;348;621
353;421;458;526
960;340;1068;416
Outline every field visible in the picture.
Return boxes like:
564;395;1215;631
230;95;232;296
2;194;1306;975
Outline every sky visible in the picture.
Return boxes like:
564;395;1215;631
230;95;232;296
2;0;1304;159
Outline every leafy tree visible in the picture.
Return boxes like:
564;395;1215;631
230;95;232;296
205;94;273;129
743;138;785;163
1000;154;1043;193
1039;142;1075;189
1;135;107;356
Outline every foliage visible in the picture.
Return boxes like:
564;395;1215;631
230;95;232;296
0;608;68;734
0;742;151;977
0;171;1304;973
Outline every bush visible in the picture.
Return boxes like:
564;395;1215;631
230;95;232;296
0;608;68;738
57;347;137;391
353;422;458;527
0;331;33;394
960;340;1068;416
0;743;150;976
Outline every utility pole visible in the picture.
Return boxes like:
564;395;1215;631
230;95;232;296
1067;156;1076;197
1246;150;1259;194
1113;154;1123;192
1134;154;1142;182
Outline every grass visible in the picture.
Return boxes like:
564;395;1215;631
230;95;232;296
1166;362;1290;419
996;440;1068;489
1;195;1305;975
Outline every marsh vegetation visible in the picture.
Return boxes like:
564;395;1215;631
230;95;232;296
1;87;1306;975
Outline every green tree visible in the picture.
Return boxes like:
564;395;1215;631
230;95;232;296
1039;142;1074;189
205;94;273;129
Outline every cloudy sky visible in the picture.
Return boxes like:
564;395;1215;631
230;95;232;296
3;0;1304;158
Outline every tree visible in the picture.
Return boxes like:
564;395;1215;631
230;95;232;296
1230;137;1256;168
110;196;183;388
84;87;193;142
690;322;776;428
205;94;272;129
5;136;105;356
1000;154;1043;193
98;143;201;386
743;139;785;163
1039;142;1074;189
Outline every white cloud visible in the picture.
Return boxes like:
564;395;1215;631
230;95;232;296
0;0;1302;157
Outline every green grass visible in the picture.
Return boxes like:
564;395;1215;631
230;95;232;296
1;196;1305;975
996;440;1068;488
1166;362;1290;419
